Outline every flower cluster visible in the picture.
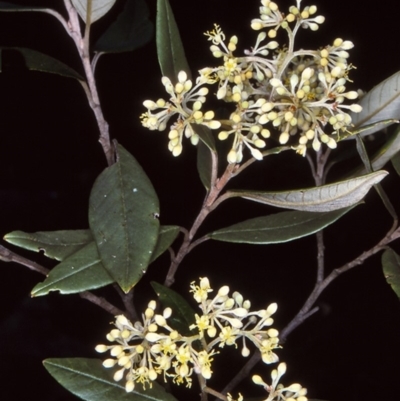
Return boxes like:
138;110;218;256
96;277;280;392
140;71;221;157
253;362;308;401
141;0;361;162
189;277;280;364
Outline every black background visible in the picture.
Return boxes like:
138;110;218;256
1;0;400;400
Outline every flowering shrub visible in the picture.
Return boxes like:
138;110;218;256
1;0;400;401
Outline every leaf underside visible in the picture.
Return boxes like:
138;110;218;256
71;0;117;23
227;170;387;212
349;69;400;137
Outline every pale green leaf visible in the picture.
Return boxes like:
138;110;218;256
382;248;400;299
227;171;387;212
72;0;116;23
156;0;190;82
4;229;92;261
0;47;84;79
44;358;178;401
89;145;160;293
349;70;400;137
209;207;354;244
94;0;153;53
31;242;113;296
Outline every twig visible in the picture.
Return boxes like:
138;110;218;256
197;374;208;401
164;164;237;287
113;284;138;321
63;0;114;166
280;220;400;343
204;386;227;401
221;223;400;395
79;291;123;315
316;230;325;283
0;244;49;275
220;351;260;397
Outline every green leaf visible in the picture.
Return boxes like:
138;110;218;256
150;225;180;263
94;0;153;54
151;281;196;336
89;144;160;293
365;126;400;171
193;125;217;190
44;358;178;401
209;207;354;244
71;0;116;23
192;124;216;152
0;47;84;79
382;248;400;299
392;151;400;176
4;229;92;261
349;70;400;137
156;0;190;82
227;171;388;212
31;242;113;296
197;140;212;190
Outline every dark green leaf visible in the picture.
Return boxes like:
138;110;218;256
194;125;217;190
0;47;84;79
94;0;153;53
392;150;400;176
89;144;160;293
31;242;113;296
43;358;178;401
0;2;50;11
4;229;92;261
151;281;196;336
71;0;116;23
227;171;387;212
209;207;354;244
156;0;190;82
197;140;213;190
382;248;400;299
150;225;180;263
192;124;216;152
